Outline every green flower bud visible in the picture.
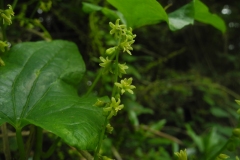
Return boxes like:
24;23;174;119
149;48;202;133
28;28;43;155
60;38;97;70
235;100;240;106
232;128;240;138
93;99;106;107
106;47;116;55
217;154;229;160
237;108;240;115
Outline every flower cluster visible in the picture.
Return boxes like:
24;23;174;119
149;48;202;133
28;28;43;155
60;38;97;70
115;78;136;94
174;149;188;160
0;5;14;25
109;19;136;55
96;19;136;135
0;5;14;66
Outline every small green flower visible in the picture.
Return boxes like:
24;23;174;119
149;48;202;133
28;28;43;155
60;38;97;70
1;5;14;25
174;149;188;160
40;0;52;12
0;41;8;52
120;40;134;55
99;56;112;73
0;57;5;66
115;77;136;94
118;63;128;78
103;97;124;119
109;19;126;38
232;128;240;138
216;154;229;160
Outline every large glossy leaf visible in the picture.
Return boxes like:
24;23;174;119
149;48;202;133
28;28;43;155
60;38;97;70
107;0;168;28
0;40;105;150
168;2;194;31
194;0;226;33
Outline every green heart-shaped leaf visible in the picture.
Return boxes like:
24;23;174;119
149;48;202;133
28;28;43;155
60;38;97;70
194;0;226;33
107;0;168;29
0;40;105;150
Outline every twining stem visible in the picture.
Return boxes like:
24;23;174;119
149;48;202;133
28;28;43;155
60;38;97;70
111;50;120;97
1;23;6;41
33;127;43;160
86;69;103;96
94;117;108;160
16;128;26;160
86;52;117;96
1;123;11;160
41;137;61;159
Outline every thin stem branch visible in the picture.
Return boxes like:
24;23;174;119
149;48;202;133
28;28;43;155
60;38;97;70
16;128;26;160
79;150;93;160
0;15;6;42
41;137;61;159
1;123;11;160
111;50;120;97
86;52;117;97
140;124;183;144
86;69;103;96
30;1;40;19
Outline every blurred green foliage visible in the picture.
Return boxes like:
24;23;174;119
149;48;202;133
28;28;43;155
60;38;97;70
1;0;240;159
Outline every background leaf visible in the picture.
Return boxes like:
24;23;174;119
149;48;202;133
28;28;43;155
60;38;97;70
168;2;194;31
107;0;168;28
82;2;120;21
0;40;105;150
82;2;102;13
194;0;226;33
